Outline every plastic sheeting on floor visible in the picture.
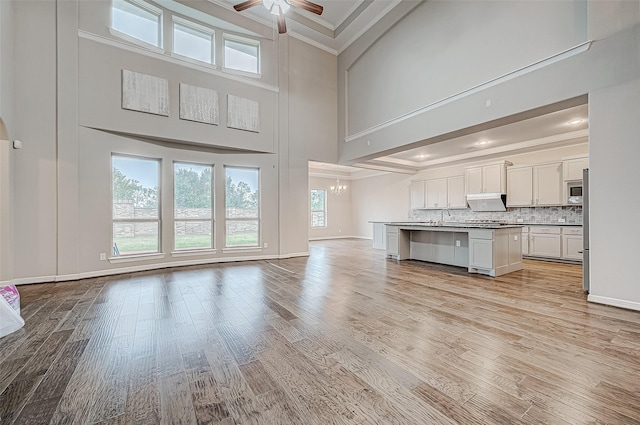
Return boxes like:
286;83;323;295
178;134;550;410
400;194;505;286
0;285;24;338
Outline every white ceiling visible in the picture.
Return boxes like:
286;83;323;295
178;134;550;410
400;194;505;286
221;0;405;53
311;103;589;176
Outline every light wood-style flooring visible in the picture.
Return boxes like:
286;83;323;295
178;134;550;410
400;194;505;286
1;239;639;424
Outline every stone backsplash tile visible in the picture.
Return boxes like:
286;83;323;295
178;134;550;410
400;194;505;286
410;206;582;224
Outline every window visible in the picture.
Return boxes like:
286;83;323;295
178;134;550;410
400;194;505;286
225;167;259;247
112;155;161;256
224;35;259;74
174;163;213;251
173;18;214;64
111;0;162;48
310;189;327;227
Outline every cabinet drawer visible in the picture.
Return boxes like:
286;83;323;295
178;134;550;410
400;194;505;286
562;227;583;236
469;230;494;240
530;226;561;235
386;226;399;234
521;226;529;234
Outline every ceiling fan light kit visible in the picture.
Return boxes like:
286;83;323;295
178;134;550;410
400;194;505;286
234;0;324;34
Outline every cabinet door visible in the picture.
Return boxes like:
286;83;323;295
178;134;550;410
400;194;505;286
534;163;563;205
469;238;493;269
426;178;447;209
507;166;533;207
465;167;483;194
529;234;561;258
386;232;399;256
447;176;466;208
562;235;583;260
410;181;426;209
522;233;529;255
482;164;504;193
563;157;588;181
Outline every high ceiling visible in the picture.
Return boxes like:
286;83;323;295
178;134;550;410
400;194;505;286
220;0;409;53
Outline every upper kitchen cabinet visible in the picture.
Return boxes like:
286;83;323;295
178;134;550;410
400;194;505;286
426;178;448;209
563;155;589;181
465;161;511;194
507;165;533;207
533;162;563;205
410;180;426;209
447;176;467;209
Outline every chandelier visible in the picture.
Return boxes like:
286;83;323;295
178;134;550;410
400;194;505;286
330;177;347;196
263;0;290;15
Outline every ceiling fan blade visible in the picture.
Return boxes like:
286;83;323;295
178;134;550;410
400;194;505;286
277;14;287;34
290;0;323;15
233;0;262;12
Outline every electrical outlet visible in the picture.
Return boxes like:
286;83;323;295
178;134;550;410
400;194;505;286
485;99;492;107
514;235;519;241
455;240;461;247
99;253;106;261
558;217;566;223
263;242;268;248
516;218;524;223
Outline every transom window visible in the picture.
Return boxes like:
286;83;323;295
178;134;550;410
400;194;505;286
174;162;214;251
225;167;260;247
111;0;163;48
172;18;214;64
224;35;260;74
112;155;161;256
310;189;327;227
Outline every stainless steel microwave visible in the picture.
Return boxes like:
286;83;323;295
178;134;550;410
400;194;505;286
567;181;583;205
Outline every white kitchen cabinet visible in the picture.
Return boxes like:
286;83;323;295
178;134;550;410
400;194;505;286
447;175;466;209
562;227;583;261
522;227;529;255
563;156;588;181
410;181;426;209
426;178;448;209
465;161;510;194
529;226;562;258
372;223;386;250
507;166;533;207
533;162;563;206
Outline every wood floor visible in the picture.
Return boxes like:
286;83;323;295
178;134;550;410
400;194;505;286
1;239;639;424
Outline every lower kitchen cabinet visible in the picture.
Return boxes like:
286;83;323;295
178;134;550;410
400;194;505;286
529;227;562;258
562;227;583;261
522;227;529;255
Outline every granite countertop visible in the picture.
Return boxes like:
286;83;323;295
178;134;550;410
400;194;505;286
383;222;524;230
521;223;582;226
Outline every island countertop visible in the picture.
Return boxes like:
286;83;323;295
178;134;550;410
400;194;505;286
383;222;524;230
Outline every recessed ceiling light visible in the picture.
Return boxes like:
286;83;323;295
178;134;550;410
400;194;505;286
567;119;585;125
475;140;490;146
415;154;429;159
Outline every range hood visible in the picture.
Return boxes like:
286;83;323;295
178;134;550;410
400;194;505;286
466;193;507;212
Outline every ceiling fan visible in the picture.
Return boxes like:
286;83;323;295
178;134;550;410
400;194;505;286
233;0;324;34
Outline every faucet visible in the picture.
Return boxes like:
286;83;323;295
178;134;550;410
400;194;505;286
440;208;451;225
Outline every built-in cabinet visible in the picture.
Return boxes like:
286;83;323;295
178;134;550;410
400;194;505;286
563;156;589;181
507;162;563;207
411;175;466;209
523;226;582;262
465;161;511;194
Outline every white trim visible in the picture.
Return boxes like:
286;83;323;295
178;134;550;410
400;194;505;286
334;0;367;31
171;249;216;257
109;253;166;264
222;247;262;254
78;30;279;93
288;31;337;55
309;235;361;241
11;252;314;286
337;0;402;55
345;41;592;142
108;27;165;54
587;295;640;312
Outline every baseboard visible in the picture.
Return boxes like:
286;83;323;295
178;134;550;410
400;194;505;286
10;253;310;286
309;236;366;241
588;294;640;312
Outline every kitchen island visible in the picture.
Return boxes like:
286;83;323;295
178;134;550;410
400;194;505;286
385;222;523;277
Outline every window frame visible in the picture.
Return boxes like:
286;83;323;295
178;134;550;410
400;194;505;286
224;166;261;249
111;153;162;258
223;33;261;76
110;0;164;50
310;189;327;228
173;161;215;252
171;16;216;66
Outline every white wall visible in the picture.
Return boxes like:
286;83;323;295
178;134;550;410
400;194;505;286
588;77;640;309
309;176;353;239
5;0;338;283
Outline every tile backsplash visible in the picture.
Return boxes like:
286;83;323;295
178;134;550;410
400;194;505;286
410;206;582;225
